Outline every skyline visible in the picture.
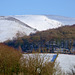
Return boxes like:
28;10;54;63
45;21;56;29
0;0;75;18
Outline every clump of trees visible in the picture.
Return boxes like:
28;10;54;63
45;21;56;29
32;24;75;40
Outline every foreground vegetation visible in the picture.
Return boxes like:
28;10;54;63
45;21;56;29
0;43;22;75
0;43;75;75
0;43;64;75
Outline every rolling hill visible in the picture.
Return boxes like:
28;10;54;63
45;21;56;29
1;15;75;42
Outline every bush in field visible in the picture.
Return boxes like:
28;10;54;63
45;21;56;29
20;53;62;75
0;43;22;75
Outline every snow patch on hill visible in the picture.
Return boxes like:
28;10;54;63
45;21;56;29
12;15;62;31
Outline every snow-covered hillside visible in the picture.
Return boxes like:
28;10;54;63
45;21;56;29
0;16;36;42
1;15;75;42
46;15;75;25
12;15;62;31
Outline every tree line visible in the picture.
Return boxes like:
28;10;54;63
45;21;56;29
4;24;75;53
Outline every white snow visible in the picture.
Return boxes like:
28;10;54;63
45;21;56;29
12;15;62;31
56;54;75;73
0;19;36;42
1;15;75;42
23;53;55;63
0;15;63;42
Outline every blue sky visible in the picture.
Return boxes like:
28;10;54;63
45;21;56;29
0;0;75;17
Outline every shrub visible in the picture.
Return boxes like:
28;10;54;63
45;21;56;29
20;53;62;75
0;43;22;75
